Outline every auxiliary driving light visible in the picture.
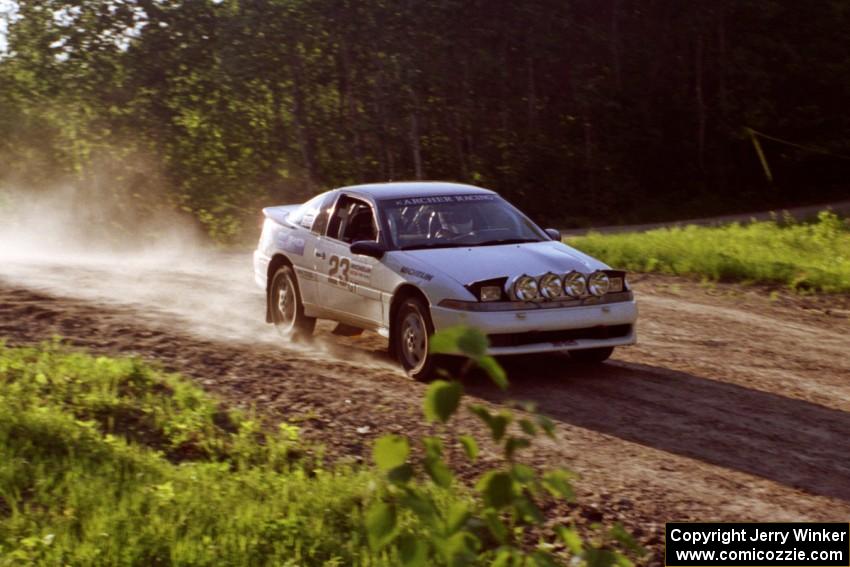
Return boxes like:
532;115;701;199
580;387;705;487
539;273;563;299
562;271;587;297
480;285;502;302
608;276;624;293
587;271;611;296
512;275;540;301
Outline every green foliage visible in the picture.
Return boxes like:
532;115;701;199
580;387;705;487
469;405;512;443
568;211;850;293
431;327;507;389
424;380;464;423
459;435;479;461
373;434;410;472
477;472;515;509
0;341;383;565
364;328;643;566
365;502;398;550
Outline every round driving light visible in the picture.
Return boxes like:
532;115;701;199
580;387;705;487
539;273;563;299
512;275;540;301
587;271;610;296
562;271;587;297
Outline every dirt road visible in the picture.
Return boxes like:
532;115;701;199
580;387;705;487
2;252;849;563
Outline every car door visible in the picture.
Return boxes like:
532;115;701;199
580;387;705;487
315;194;383;326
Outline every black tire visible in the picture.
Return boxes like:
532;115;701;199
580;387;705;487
393;297;438;381
270;265;315;341
569;346;614;363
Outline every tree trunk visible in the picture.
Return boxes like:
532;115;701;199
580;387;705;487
410;110;423;180
269;81;288;155
527;56;537;128
695;33;706;173
291;56;319;183
453;112;469;179
717;11;728;119
717;9;728;191
611;0;622;90
584;118;595;201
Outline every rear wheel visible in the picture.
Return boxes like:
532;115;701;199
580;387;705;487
569;346;614;363
393;297;437;381
270;265;315;341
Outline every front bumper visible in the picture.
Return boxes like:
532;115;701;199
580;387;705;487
430;297;638;355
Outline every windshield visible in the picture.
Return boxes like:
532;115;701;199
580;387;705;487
380;194;547;250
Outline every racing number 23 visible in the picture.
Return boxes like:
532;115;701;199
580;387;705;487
328;255;350;283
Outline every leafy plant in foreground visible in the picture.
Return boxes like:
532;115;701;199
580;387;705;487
367;327;643;566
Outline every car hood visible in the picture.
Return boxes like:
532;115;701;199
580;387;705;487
396;241;609;286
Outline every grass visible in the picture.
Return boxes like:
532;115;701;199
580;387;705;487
567;211;850;293
0;340;401;566
0;339;642;566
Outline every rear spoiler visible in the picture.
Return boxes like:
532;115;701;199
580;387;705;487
262;205;299;226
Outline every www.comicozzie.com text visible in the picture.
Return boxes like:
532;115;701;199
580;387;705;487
669;527;848;546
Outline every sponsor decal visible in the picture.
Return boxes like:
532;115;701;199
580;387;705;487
400;266;434;281
348;261;372;284
327;276;357;292
299;213;316;229
278;233;306;256
328;254;370;289
388;194;497;207
295;267;318;281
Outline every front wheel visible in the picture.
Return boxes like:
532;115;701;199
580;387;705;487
393;297;437;381
569;346;614;363
270;265;315;341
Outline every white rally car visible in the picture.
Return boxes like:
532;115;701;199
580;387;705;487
253;182;637;379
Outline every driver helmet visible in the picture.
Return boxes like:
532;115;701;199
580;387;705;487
438;207;474;234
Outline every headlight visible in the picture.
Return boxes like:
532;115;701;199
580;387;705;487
562;271;587;297
479;285;502;302
512;275;539;301
539;273;562;299
587;271;610;296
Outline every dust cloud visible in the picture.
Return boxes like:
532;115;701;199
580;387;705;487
0;182;203;261
0;182;395;369
0;182;269;342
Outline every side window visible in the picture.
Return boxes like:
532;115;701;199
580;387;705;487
343;204;377;243
327;195;377;243
288;193;325;230
311;192;337;235
326;196;349;240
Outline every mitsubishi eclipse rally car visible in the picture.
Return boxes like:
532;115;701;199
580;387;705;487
253;182;637;380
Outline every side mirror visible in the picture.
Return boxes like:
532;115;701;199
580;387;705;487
350;240;386;259
545;228;562;241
